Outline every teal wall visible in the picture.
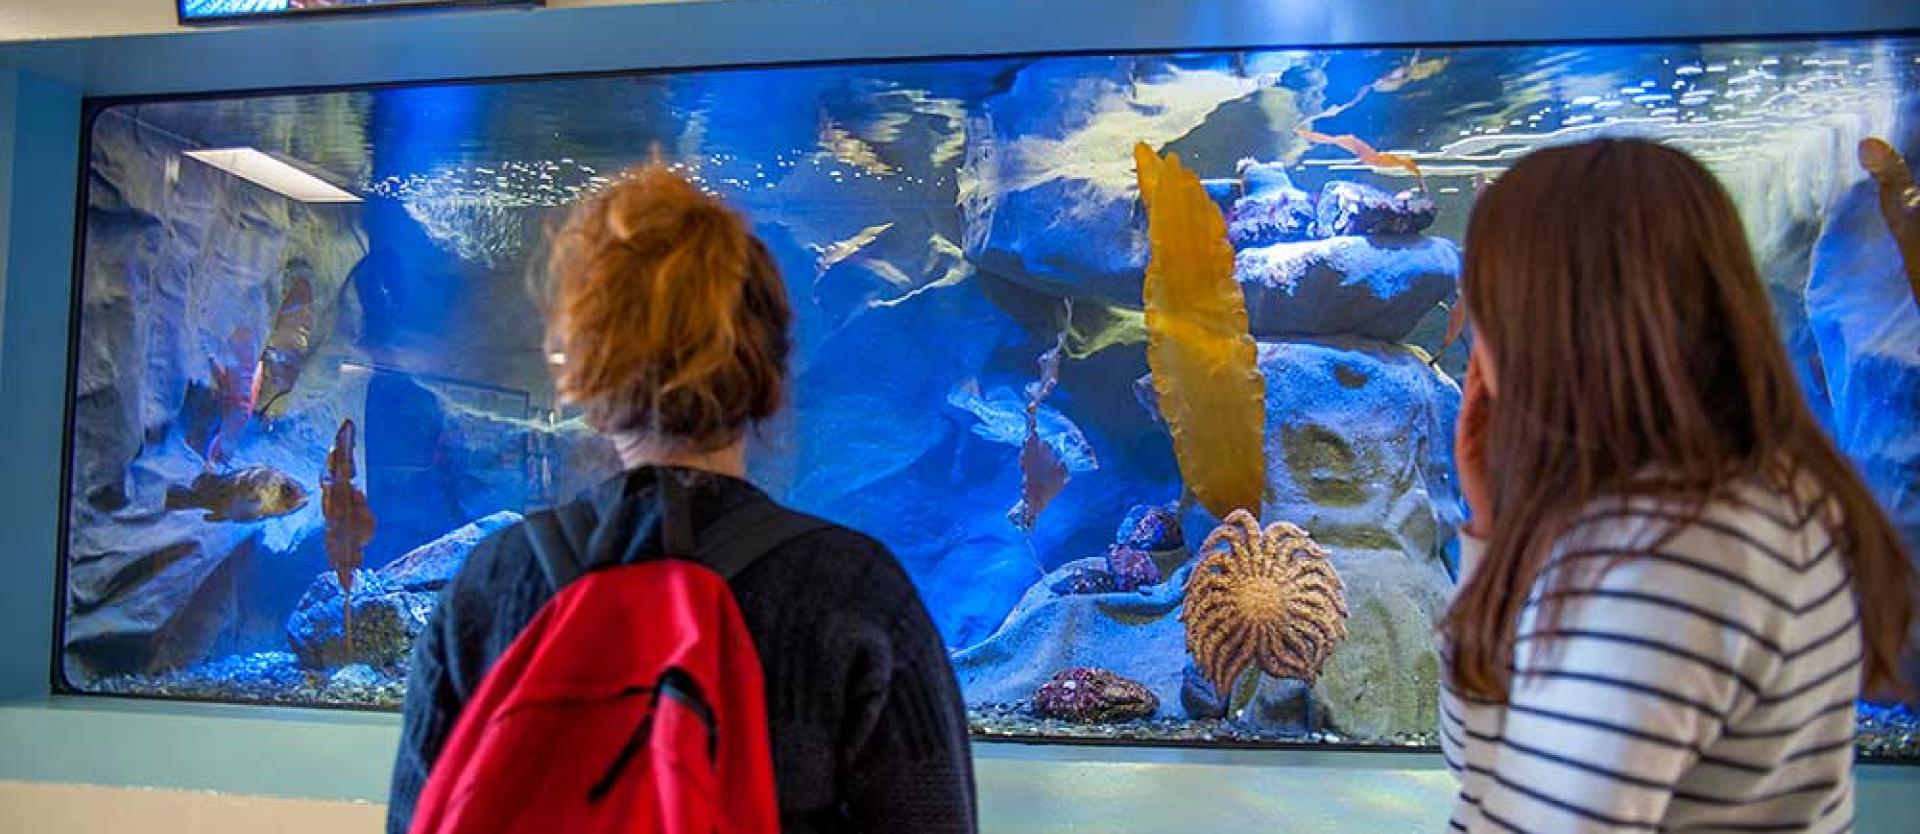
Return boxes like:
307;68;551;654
2;2;1918;831
0;68;75;701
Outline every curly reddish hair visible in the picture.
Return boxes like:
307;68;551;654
542;165;791;450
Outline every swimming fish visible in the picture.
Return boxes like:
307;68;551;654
810;222;895;283
250;266;316;420
1859;137;1920;306
165;466;309;522
322;419;376;659
202;328;258;465
1295;127;1427;192
947;380;1099;473
1372;51;1449;94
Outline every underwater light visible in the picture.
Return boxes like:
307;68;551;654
183;148;361;203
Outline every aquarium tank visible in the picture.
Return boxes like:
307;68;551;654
57;36;1920;757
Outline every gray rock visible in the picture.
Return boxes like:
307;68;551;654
952;560;1196;718
1230;674;1322;735
1227;162;1316;249
329;663;382;689
62;107;367;677
1236;235;1458;342
284;570;434;669
1311;548;1453;739
959;55;1307;306
380;510;522;592
1179;661;1227;720
1257;338;1464;563
1313;181;1437;237
285;506;514;669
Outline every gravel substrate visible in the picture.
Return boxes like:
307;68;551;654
1856;702;1920;760
968;701;1437;748
85;651;406;710
74;660;1920;762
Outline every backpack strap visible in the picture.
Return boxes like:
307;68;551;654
694;504;832;581
525;477;832;591
525;499;600;592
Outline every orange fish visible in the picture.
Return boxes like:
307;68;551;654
1295;127;1428;192
322;419;376;659
205;327;258;465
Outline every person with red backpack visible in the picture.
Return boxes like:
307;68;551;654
387;165;978;834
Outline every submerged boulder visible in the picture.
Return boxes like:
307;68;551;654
1313;181;1437;238
1227;163;1317;249
959;55;1310;306
952;560;1195;717
284;570;432;669
286;510;513;668
1256;338;1464;564
1311;548;1452;739
1236;235;1458;342
379;510;522;591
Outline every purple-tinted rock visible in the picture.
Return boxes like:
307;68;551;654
1049;567;1119;596
1115;503;1184;552
1228;162;1317;249
1105;545;1161;592
1314;181;1438;237
1031;667;1160;723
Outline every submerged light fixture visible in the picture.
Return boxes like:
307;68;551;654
183;148;361;204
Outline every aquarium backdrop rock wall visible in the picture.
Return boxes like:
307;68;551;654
60;39;1920;756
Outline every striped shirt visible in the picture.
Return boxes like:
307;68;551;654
1441;483;1861;833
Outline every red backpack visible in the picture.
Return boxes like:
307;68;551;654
408;477;825;834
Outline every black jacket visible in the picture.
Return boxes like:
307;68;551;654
388;466;978;833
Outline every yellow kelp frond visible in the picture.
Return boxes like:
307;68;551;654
1135;143;1268;519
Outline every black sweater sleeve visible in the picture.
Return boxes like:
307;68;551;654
837;588;979;833
386;581;462;834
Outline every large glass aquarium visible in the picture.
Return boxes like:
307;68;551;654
57;34;1920;758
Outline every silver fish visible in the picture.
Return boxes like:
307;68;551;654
946;380;1099;473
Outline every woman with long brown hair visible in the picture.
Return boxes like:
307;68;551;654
1441;138;1915;832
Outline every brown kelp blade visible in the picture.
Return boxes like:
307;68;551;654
1136;143;1268;520
323;419;375;661
1859;138;1920;306
1010;331;1071;531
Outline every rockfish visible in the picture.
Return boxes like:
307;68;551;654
165;467;309;522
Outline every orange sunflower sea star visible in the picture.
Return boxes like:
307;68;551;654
1181;510;1350;694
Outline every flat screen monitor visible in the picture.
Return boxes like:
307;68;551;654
180;0;540;25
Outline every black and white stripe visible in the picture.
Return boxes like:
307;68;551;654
1444;483;1860;833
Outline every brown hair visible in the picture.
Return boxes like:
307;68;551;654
542;164;791;450
1442;138;1914;701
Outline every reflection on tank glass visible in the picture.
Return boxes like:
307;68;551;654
60;38;1920;756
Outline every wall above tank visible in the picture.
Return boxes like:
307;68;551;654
1;0;1918;99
